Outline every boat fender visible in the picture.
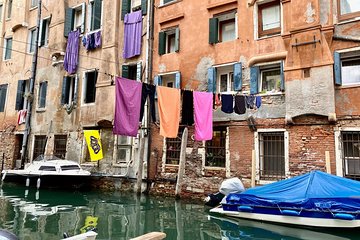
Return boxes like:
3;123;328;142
334;213;355;221
281;210;301;216
238;206;253;212
37;178;41;189
26;178;30;187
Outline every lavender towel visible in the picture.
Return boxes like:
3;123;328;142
94;30;102;48
113;77;142;137
64;29;80;74
123;10;142;59
193;91;213;141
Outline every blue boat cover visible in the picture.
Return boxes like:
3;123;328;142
226;171;360;212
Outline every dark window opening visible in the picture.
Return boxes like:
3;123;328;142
84;71;98;104
39;166;56;171
165;129;183;165
0;84;7;112
33;135;47;160
38;81;47;108
205;127;226;168
54;135;67;159
61;165;80;171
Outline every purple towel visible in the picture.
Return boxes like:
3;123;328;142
64;29;80;74
95;30;102;48
123;10;142;59
113;77;142;137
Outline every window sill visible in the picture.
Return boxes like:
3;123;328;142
81;103;96;107
36;108;46;112
5;18;11;22
87;29;102;35
113;163;130;168
257;33;281;40
204;166;225;171
165;164;179;167
258;91;284;96
336;83;360;89
158;0;182;8
29;6;38;11
3;59;11;62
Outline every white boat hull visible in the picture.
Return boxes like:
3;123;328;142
210;207;360;228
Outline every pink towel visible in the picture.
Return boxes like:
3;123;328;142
193;91;213;141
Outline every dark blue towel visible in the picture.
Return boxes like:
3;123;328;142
221;94;234;114
256;96;262;109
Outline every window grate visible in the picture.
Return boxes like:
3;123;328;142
165;130;183;165
54;135;67;159
33;135;46;160
341;131;360;180
259;132;285;180
205;127;226;168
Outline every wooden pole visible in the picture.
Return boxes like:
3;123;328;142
136;131;145;194
325;151;331;174
175;127;188;198
251;150;256;187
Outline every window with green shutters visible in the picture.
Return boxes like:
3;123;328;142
250;62;285;94
208;63;242;93
15;80;29;110
83;70;98;104
61;76;77;106
89;0;102;31
209;11;237;44
158;27;180;55
121;63;142;81
121;0;147;20
39;18;50;47
0;84;8;112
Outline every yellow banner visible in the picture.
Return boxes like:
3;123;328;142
84;130;103;161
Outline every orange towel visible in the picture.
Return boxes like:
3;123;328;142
157;86;180;138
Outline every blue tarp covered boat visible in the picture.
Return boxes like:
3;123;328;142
210;171;360;228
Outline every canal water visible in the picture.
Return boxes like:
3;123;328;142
0;184;358;240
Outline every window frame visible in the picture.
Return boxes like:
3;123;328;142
6;0;12;19
165;129;183;165
37;81;47;109
205;127;227;169
28;28;37;53
340;56;360;86
257;0;281;38
157;71;181;89
160;0;177;6
82;70;98;105
158;27;180;55
30;0;38;8
33;135;47;161
259;64;282;93
54;135;67;159
0;4;3;22
88;0;103;32
209;11;238;44
0;84;8;112
337;0;360;21
3;37;12;60
62;75;77;106
114;135;133;166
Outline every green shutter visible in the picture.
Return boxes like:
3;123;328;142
61;77;70;105
233;63;242;91
208;67;216;93
39;19;46;46
64;8;74;37
158;31;166;55
73;75;79;104
5;39;12;60
0;85;7;112
175;28;180;52
121;0;131;20
122;65;129;78
141;0;147;15
250;66;259;94
15;80;25;110
92;0;102;31
209;17;218;44
334;52;342;85
39;81;47;108
280;61;285;91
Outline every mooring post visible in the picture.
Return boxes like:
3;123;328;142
251;150;256;187
325;151;331;174
137;131;145;194
175;127;188;198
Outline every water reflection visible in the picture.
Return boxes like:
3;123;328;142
0;184;359;240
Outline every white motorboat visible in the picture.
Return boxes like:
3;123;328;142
63;231;97;240
1;155;91;189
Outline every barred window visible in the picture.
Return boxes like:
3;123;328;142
165;129;183;165
33;135;46;160
54;135;67;159
342;131;360;180
259;132;285;180
116;135;132;165
205;127;226;168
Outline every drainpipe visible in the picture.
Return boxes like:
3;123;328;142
20;0;42;167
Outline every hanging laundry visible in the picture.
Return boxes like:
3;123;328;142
157;86;181;138
246;94;256;109
64;29;80;74
256;96;262;109
213;93;221;110
234;95;246;115
17;109;27;124
139;83;156;123
181;90;194;126
123;10;142;59
94;30;102;48
82;30;102;50
194;91;213;141
221;94;234;114
113;77;142;137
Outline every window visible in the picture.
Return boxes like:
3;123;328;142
39;18;50;47
38;166;56;171
54;135;67;159
121;62;142;81
28;28;37;53
89;0;102;31
155;72;181;89
250;62;284;94
61;75;77;105
161;0;176;6
116;136;133;165
165;129;183;165
0;84;8;112
4;38;12;60
31;0;38;8
0;5;3;22
15;80;29;110
121;0;147;20
334;51;360;86
158;28;180;55
33;135;46;160
7;0;12;19
208;63;242;93
258;132;285;180
341;132;360;180
37;81;47;109
64;3;86;37
338;0;360;21
258;1;281;38
61;165;80;171
209;11;237;44
205;127;226;168
83;70;98;104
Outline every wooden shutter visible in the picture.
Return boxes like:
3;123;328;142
39;19;44;46
250;66;259;94
175;28;180;52
0;85;7;112
15;80;25;110
81;3;86;33
207;67;216;93
92;0;102;30
61;77;70;105
233;62;242;91
39;81;47;108
136;62;142;81
64;8;74;37
141;0;147;15
122;65;129;78
280;60;285;91
121;0;131;20
158;31;166;55
334;52;342;85
209;18;218;44
175;72;181;89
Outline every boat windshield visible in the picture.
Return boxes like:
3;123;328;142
33;154;62;162
39;166;56;171
61;165;80;171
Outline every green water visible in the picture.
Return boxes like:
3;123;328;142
0;185;359;240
